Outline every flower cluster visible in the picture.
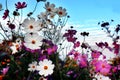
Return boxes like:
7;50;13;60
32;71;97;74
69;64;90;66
0;0;120;80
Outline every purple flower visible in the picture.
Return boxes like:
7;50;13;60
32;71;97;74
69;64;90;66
2;9;9;20
113;42;120;55
80;32;89;36
8;23;16;29
96;42;106;48
47;45;58;55
63;30;77;37
73;41;80;48
67;37;77;43
96;42;112;51
63;29;77;43
15;2;27;9
38;55;47;61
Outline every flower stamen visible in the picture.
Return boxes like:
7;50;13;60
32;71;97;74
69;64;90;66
31;40;36;44
44;66;48;70
29;25;33;29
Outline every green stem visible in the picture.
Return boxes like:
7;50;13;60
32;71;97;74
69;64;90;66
55;53;63;80
33;2;38;13
0;22;10;40
10;55;21;70
27;72;32;80
5;0;8;9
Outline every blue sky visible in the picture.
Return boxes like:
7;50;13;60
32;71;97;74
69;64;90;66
48;0;120;24
0;0;120;44
1;0;120;23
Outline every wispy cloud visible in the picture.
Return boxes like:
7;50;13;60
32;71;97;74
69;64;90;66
66;20;115;46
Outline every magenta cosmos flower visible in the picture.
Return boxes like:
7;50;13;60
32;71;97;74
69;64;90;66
15;2;27;9
113;42;120;55
73;41;80;48
77;54;88;68
63;29;77;43
47;45;58;55
94;60;111;75
91;50;101;59
2;9;9;20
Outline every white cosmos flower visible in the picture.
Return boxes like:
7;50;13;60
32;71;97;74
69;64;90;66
49;12;56;19
24;33;43;50
37;59;55;77
28;61;37;72
39;77;47;80
45;2;56;13
38;12;47;20
93;74;111;80
57;7;67;17
10;42;20;54
10;39;22;54
22;17;41;33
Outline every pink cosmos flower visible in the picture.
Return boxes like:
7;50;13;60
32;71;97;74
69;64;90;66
90;59;98;65
68;50;88;68
94;60;111;75
68;49;80;60
1;67;9;75
112;66;117;73
15;2;27;9
77;54;88;68
91;51;101;59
